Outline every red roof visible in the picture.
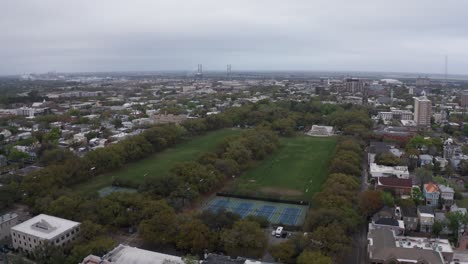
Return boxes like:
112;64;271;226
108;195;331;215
378;177;412;188
424;182;439;193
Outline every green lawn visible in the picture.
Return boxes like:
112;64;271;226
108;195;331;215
457;198;468;208
229;136;336;201
73;128;241;195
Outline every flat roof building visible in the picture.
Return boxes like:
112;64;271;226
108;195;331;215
370;163;409;179
88;244;184;264
414;96;432;127
306;125;334;137
11;214;80;254
368;228;453;264
461;90;468;107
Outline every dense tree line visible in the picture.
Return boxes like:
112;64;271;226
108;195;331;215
141;128;279;209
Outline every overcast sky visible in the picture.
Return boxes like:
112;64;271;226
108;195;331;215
1;0;468;75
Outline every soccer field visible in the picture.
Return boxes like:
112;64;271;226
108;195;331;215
229;135;336;201
73;128;241;195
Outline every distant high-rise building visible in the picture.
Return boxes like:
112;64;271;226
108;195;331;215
461;90;468;107
344;78;367;93
343;78;369;104
416;76;430;87
196;64;203;79
414;96;432;127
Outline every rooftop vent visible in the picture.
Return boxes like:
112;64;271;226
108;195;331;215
31;219;57;233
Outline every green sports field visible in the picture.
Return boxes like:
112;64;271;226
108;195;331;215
229;135;336;201
73;128;241;195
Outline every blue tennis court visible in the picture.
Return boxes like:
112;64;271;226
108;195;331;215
209;199;229;212
234;203;253;217
256;205;276;221
203;196;308;226
279;208;301;226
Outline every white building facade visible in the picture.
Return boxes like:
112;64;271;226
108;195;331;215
11;214;80;254
414;96;432;126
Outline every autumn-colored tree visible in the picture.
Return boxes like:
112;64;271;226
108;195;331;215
358;190;383;217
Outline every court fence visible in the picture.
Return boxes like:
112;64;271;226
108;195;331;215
216;192;310;206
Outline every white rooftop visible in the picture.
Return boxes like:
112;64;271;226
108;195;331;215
394;235;453;253
0;213;18;224
103;244;184;264
11;214;80;240
439;184;454;193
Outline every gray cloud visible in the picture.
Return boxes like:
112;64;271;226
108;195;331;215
1;0;468;74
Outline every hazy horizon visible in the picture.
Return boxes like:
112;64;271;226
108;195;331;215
2;1;468;75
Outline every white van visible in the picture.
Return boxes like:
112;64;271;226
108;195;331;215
275;226;283;238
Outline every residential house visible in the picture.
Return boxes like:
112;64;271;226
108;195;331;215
372;206;397;222
451;153;468;170
451;204;468;215
438;184;454;207
376;177;412;196
419;154;433;167
443;143;457;159
423;182;440;207
434;156;448;170
418;205;435;233
73;133;87;143
401;205;418;231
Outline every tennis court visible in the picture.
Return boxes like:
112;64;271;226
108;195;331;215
98;186;137;197
203;196;308;226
